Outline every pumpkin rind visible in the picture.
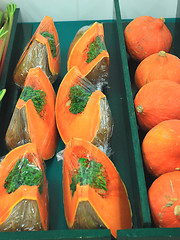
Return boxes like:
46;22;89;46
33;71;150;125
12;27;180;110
135;51;180;89
148;171;180;228
6;67;58;160
63;138;132;238
0;143;48;231
134;80;180;131
142;119;180;177
124;16;172;61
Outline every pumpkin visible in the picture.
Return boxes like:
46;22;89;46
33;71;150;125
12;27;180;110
134;80;180;131
135;51;180;89
13;16;60;88
142;119;180;177
148;171;180;228
63;138;132;238
0;143;48;231
124;16;172;62
55;66;113;151
67;22;109;89
6;67;58;160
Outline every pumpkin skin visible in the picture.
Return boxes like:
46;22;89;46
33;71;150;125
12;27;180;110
6;67;58;160
63;138;132;238
135;51;180;89
55;66;113;151
13;16;60;88
148;171;180;228
142;119;180;177
67;22;109;88
134;80;180;131
124;16;172;62
0;143;48;231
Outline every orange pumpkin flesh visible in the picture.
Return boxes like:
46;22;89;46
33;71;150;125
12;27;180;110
55;66;113;149
124;16;172;61
135;51;180;89
13;16;60;87
63;138;132;238
0;143;48;231
134;80;180;131
6;67;58;160
148;171;180;228
142;119;180;177
67;22;109;87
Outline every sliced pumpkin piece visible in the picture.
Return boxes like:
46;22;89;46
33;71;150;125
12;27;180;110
67;22;109;89
55;66;113;152
6;67;58;160
13;16;60;88
63;138;132;238
0;143;48;231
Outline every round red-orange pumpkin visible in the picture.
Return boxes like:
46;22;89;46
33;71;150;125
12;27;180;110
124;16;172;62
148;171;180;228
135;51;180;89
142;119;180;177
134;80;180;131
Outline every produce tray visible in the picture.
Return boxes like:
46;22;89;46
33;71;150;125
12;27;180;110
0;0;151;239
119;8;180;240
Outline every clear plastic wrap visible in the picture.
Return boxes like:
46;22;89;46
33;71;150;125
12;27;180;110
55;66;113;155
6;67;58;160
61;138;132;239
0;143;49;232
67;22;109;90
13;16;60;88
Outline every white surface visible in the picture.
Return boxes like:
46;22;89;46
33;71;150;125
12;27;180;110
0;0;178;22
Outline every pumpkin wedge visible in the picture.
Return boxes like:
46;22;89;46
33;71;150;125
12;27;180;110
63;138;132;238
55;66;113;152
148;171;180;228
134;80;180;131
13;16;60;88
67;22;109;89
142;119;180;177
0;143;48;231
6;67;58;160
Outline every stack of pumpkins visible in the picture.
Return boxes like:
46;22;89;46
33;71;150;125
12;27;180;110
124;16;180;228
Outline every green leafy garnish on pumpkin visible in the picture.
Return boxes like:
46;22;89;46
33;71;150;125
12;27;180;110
20;86;46;116
68;85;91;114
4;157;43;194
40;31;57;58
70;157;107;196
86;36;106;64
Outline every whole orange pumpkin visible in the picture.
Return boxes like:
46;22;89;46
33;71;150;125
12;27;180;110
135;51;180;89
142;119;180;177
124;16;172;62
134;80;180;131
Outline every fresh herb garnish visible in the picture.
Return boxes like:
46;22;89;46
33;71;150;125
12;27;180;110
70;157;107;196
40;31;57;58
20;86;46;116
4;157;43;194
86;36;106;64
68;85;91;114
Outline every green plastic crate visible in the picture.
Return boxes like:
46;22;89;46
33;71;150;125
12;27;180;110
0;0;152;239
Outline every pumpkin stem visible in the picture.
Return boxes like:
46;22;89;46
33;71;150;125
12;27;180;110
136;105;143;113
158;51;166;57
160;17;165;23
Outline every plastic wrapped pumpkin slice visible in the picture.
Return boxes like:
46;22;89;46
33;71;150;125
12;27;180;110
55;66;113;153
13;16;60;88
0;143;48;231
67;22;109;89
62;138;132;238
6;67;58;160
